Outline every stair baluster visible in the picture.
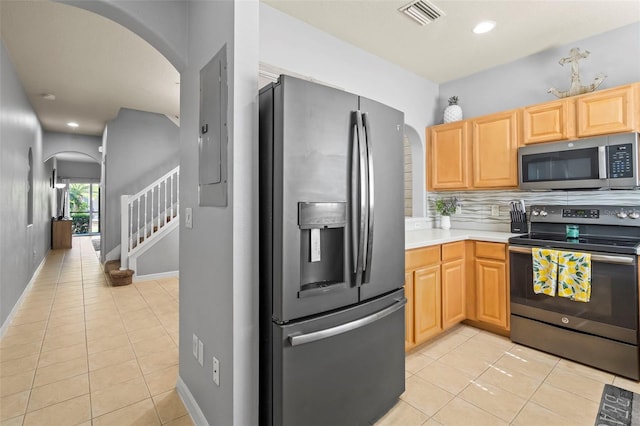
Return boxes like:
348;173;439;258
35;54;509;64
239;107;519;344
119;166;180;272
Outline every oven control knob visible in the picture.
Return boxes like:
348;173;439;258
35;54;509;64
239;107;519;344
531;210;539;216
617;211;628;219
629;212;640;219
539;211;548;217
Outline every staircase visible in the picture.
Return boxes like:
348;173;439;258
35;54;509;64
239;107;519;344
116;166;179;284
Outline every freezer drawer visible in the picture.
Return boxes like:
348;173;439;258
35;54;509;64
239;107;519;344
263;289;406;426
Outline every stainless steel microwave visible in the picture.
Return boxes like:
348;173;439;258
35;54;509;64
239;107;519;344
518;132;640;190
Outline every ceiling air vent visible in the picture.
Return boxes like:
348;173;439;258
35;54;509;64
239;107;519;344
399;0;445;26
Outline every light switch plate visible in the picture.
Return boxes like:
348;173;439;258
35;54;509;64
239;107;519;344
213;356;220;386
185;208;193;229
198;340;204;366
192;334;198;359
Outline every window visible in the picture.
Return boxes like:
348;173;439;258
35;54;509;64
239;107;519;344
69;183;100;234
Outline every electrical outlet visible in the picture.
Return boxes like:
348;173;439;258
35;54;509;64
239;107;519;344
491;205;500;217
456;205;462;214
192;334;198;359
198;340;204;366
213;356;220;386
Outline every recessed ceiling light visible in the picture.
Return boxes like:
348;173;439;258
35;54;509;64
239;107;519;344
473;20;496;34
67;122;79;128
42;93;56;101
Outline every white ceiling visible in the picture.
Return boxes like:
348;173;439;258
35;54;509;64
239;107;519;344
0;0;179;137
264;0;640;84
1;0;638;140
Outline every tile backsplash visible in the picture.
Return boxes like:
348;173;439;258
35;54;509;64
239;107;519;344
425;189;640;232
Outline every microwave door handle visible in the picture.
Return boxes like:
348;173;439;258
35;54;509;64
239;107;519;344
598;146;608;179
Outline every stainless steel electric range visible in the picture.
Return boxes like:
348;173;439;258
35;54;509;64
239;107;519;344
509;205;640;380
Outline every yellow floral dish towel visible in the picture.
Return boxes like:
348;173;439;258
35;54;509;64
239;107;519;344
532;248;558;296
557;251;592;302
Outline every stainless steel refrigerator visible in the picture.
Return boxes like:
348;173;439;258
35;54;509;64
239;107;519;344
259;75;406;426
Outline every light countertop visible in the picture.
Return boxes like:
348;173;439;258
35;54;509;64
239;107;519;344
405;228;521;250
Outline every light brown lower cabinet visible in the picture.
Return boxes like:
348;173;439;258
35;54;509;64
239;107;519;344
471;241;510;333
405;241;466;350
404;271;415;350
405;240;509;351
441;241;466;329
414;264;442;344
52;219;72;249
442;258;465;328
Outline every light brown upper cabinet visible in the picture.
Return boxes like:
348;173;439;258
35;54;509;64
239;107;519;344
522;99;575;144
471;110;519;188
523;83;639;144
427;121;470;190
428;82;639;191
577;84;637;137
427;111;518;190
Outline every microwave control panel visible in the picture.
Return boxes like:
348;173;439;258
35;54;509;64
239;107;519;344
608;143;633;179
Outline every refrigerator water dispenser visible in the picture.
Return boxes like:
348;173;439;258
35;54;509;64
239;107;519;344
298;202;346;297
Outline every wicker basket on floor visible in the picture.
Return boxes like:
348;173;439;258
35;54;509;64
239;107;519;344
109;269;134;286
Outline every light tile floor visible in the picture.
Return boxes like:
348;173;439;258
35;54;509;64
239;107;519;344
377;325;640;426
4;237;640;425
0;236;191;426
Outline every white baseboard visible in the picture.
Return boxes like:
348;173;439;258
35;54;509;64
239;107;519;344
176;376;209;426
0;252;49;338
133;270;179;282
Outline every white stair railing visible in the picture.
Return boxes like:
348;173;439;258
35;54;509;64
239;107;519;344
120;166;179;270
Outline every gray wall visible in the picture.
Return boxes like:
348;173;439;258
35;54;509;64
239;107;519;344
260;3;439;217
0;41;52;328
428;22;640;229
56;159;101;183
439;22;640;121
136;226;179;276
102;108;179;257
43;131;102;163
75;1;259;423
179;1;258;424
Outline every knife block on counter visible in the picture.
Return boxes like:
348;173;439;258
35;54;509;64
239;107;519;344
510;213;528;234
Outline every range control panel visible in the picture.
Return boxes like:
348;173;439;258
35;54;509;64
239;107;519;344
562;208;600;219
531;205;640;226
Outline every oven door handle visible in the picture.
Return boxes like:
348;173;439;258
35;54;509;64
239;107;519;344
509;246;636;265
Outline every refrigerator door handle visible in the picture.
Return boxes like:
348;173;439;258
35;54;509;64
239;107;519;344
362;112;374;284
353;111;368;286
288;298;407;347
351;117;359;274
